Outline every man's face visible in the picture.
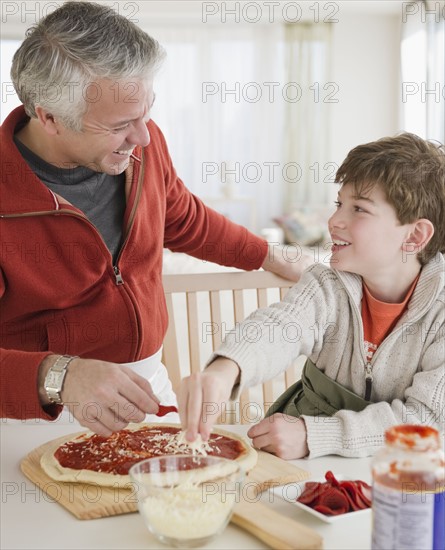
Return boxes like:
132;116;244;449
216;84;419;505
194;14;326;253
327;183;415;282
53;78;154;175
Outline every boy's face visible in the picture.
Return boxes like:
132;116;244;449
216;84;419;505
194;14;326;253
328;183;416;280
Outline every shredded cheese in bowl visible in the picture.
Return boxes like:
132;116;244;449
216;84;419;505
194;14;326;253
130;455;244;547
142;484;237;540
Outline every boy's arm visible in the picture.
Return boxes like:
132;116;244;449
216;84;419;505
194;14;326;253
178;266;330;441
302;329;445;458
246;322;444;460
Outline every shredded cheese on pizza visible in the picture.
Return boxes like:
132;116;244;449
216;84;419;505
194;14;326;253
165;430;213;456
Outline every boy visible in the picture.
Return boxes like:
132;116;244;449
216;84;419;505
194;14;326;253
178;133;445;458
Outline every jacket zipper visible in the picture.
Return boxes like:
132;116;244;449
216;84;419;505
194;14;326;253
101;154;145;288
364;362;373;401
113;266;124;285
112;161;145;278
341;282;413;402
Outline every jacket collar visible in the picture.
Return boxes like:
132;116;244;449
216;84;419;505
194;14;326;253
0;106;59;215
0;106;142;216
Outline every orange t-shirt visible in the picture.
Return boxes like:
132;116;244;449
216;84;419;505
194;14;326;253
362;275;420;362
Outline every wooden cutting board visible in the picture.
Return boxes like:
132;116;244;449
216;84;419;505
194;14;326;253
21;433;322;548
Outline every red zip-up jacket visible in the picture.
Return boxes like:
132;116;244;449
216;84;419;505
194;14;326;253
0;106;268;420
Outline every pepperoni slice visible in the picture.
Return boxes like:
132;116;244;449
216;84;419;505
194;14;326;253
337;485;362;511
325;470;340;487
156;405;178;417
313;486;349;515
356;481;372;507
297;481;323;505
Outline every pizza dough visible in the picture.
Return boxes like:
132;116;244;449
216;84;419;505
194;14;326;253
40;423;257;488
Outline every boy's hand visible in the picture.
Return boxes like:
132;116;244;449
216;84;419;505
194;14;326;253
247;413;309;459
178;357;240;443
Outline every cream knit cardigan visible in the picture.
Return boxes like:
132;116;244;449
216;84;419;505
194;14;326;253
212;253;445;458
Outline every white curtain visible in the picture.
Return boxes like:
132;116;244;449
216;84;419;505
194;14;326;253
283;23;333;212
148;22;332;231
400;0;445;143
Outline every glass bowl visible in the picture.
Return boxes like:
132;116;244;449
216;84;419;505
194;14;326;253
129;455;245;548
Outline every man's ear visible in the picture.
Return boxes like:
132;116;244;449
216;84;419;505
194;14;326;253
402;219;435;253
34;106;59;135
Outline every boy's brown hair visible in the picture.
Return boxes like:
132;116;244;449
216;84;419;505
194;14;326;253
335;132;445;264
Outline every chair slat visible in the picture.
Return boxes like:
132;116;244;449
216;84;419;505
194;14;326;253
209;290;223;349
285;365;298;387
234;289;251;424
257;288;268;309
257;287;275;414
186;291;201;374
162;293;181;394
233;289;246;323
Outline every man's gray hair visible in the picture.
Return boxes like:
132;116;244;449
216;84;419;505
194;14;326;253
11;1;166;131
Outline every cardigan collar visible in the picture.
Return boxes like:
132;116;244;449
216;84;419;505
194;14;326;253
335;252;444;324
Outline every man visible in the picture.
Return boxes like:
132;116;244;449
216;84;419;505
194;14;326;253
0;2;309;435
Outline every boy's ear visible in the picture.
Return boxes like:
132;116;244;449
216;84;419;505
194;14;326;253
402;219;435;252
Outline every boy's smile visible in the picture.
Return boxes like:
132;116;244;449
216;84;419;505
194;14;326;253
328;183;421;302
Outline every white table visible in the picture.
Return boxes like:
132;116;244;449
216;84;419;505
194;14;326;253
0;419;372;549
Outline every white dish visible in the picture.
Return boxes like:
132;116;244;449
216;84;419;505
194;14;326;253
270;474;372;524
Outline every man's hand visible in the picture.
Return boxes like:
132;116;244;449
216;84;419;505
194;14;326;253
38;355;160;436
261;243;313;282
178;357;240;443
247;413;309;459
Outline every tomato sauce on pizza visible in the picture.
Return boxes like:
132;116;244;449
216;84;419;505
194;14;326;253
54;426;244;475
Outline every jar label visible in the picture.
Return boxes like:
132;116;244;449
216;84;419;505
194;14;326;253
371;481;445;550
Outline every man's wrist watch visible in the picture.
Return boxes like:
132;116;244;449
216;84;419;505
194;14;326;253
44;355;78;405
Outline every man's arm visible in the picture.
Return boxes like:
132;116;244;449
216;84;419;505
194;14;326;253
261;243;314;281
1;348;161;435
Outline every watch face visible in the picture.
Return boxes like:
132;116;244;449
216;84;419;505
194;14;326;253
46;370;64;389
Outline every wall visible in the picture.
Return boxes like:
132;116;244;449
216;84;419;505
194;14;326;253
329;12;402;167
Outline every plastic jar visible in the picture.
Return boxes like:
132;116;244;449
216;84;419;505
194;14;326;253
371;425;444;550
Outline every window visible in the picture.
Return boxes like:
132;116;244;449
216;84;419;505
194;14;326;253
1;40;21;122
401;1;445;143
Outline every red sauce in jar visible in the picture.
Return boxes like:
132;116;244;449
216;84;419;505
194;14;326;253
371;425;445;550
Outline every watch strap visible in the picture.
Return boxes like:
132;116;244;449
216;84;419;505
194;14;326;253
44;355;78;405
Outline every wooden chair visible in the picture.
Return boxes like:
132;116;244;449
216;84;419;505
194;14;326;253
162;271;302;424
